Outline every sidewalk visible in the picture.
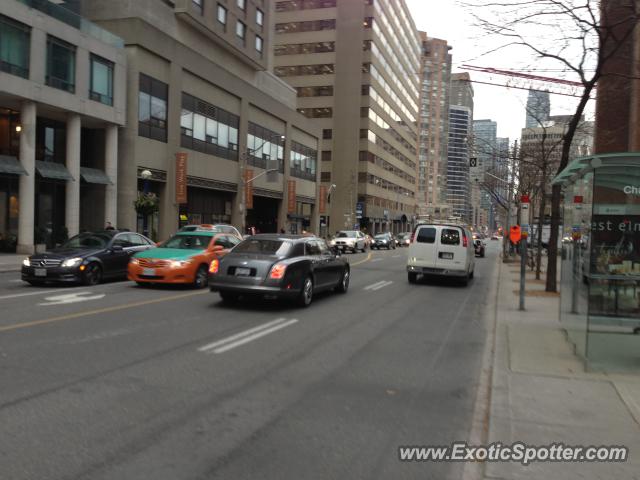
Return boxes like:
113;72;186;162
0;253;25;273
482;255;640;479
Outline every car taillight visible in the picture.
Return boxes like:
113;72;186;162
463;233;468;248
209;259;219;274
270;263;287;279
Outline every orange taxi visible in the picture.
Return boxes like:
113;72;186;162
128;230;241;288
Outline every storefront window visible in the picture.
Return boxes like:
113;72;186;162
558;155;640;372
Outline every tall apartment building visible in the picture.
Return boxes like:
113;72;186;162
0;0;126;253
79;0;320;239
273;0;421;235
447;73;473;223
525;89;550;128
472;119;497;229
418;32;452;220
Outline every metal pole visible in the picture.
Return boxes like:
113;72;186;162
519;238;526;311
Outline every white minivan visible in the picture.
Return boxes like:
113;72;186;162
406;223;475;285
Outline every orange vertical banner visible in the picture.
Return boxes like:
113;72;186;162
245;168;254;210
318;185;327;214
175;153;188;204
287;180;296;213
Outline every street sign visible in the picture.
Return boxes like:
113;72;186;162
574;195;583;203
521;194;530;203
510;225;521;244
355;202;363;219
470;157;478;167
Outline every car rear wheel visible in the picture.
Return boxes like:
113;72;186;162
193;265;209;289
335;267;350;293
408;272;417;284
298;276;314;307
83;263;102;286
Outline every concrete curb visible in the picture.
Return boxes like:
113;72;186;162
462;252;502;480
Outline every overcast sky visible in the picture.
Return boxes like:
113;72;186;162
405;0;589;144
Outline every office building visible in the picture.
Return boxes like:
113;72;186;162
525;89;550;128
417;32;452;220
0;0;126;253
79;0;320;239
273;0;421;235
447;73;473;223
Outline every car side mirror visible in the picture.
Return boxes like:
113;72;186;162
111;244;124;252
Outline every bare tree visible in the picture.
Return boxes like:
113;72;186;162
464;0;640;291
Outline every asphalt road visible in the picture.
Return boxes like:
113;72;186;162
0;242;499;480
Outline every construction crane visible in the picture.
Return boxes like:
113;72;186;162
460;64;592;98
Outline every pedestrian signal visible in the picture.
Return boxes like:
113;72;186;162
510;225;521;244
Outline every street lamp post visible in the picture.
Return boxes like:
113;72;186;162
140;169;152;237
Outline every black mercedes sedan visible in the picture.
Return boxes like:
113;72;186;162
208;234;350;307
21;230;155;286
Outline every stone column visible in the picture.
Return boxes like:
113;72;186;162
17;101;36;254
104;124;118;228
65;114;81;237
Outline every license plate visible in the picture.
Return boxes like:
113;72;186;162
143;268;156;276
440;252;454;260
235;267;251;276
34;268;46;277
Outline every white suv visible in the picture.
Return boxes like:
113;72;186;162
333;230;367;253
406;223;475;286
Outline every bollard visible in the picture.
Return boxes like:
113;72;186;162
519;239;526;311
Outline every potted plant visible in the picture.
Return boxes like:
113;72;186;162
134;192;160;217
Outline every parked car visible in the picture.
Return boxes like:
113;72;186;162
209;234;350;307
332;230;367;253
21;230;155;286
128;231;241;288
371;233;396;250
406;223;475;286
179;223;242;238
396;232;411;247
474;239;486;257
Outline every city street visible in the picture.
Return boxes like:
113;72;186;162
0;243;499;480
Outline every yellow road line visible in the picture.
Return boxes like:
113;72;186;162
0;290;208;333
351;251;373;266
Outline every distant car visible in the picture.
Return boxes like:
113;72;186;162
371;233;396;250
22;230;155;286
396;232;411;247
474;239;486;257
491;235;500;240
128;231;241;288
333;230;367;253
209;234;350;307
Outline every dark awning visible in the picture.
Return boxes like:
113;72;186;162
80;167;112;185
35;160;74;180
0;155;28;175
